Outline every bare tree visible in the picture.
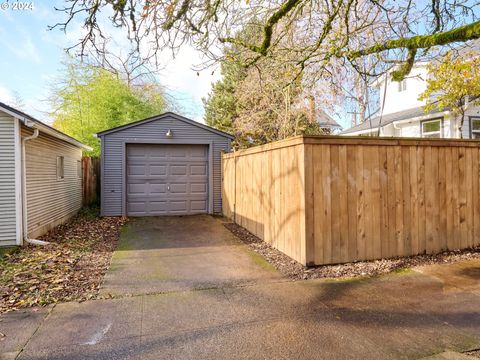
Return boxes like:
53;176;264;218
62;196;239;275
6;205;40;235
50;0;480;82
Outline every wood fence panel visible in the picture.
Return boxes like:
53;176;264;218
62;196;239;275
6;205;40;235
222;136;480;265
82;157;100;206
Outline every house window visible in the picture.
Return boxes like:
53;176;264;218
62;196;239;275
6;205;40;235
398;79;407;92
421;118;442;138
77;160;82;179
470;117;480;139
56;156;65;180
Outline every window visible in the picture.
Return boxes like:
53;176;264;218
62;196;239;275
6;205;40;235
56;156;65;180
397;79;407;92
421;118;442;138
77;160;82;179
470;117;480;139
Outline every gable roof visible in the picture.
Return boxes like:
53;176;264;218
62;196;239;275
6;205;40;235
97;112;235;139
316;110;342;130
340;106;448;135
0;102;91;150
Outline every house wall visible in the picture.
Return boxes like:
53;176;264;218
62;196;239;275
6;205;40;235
396;116;454;138
393;108;480;139
0;114;18;246
380;65;428;116
22;126;83;238
101;114;231;216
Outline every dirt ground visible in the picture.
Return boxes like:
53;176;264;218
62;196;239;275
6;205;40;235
224;221;480;280
0;208;126;314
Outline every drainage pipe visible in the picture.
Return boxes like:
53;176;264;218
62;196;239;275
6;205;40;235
21;127;50;246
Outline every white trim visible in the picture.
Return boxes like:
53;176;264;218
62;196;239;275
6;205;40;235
13;118;23;245
340;127;379;136
0;105;91;150
470;116;480;139
342;110;450;136
421;118;443;138
98;112;235;140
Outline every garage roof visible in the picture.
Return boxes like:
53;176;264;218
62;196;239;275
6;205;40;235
97;112;235;139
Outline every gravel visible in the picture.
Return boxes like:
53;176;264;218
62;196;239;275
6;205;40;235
224;222;480;280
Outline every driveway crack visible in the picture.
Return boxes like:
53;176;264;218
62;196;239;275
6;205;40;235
15;304;57;359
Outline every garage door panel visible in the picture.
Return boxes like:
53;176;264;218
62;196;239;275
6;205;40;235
191;200;207;211
128;165;146;176
170;151;187;158
169;200;188;212
150;165;167;175
170;183;187;193
170;165;188;175
191;183;207;194
128;201;148;214
150;183;167;194
128;183;148;194
126;144;209;216
190;164;207;175
128;147;148;157
150;201;168;213
190;146;208;158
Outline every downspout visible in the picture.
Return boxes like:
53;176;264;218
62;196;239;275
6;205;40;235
21;126;50;246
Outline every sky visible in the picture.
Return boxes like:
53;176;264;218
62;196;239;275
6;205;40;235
0;1;220;124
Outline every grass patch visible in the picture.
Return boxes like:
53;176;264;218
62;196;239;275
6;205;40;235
0;246;17;259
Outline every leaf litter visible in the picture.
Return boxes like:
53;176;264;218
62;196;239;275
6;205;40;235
224;222;480;280
0;208;126;314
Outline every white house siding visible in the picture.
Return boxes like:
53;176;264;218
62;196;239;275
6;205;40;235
380;65;429;116
0;114;17;246
22;126;83;238
392;116;458;138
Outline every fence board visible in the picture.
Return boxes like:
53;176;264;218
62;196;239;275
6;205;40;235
222;136;480;265
82;157;100;206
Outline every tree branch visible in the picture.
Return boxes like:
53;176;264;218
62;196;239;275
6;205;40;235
348;20;480;59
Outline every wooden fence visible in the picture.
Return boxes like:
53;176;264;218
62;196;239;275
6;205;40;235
82;157;100;206
222;136;480;266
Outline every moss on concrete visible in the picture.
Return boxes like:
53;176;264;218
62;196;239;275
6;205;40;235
246;249;277;271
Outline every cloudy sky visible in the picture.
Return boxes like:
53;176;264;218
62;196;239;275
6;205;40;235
0;1;219;123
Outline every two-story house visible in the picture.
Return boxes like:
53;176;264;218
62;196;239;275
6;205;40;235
341;61;480;139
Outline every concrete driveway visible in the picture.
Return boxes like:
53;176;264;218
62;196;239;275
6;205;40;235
1;216;480;360
100;215;281;295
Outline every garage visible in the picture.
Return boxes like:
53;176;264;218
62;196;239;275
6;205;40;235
97;112;233;217
126;144;209;216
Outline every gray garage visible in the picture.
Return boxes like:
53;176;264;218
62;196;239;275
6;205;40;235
98;113;233;217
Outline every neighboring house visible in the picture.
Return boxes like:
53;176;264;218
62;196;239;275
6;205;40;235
317;110;343;133
0;102;91;247
341;60;480;138
307;96;343;133
98;112;233;217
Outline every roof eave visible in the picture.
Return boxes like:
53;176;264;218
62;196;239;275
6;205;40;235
97;112;235;140
0;103;92;151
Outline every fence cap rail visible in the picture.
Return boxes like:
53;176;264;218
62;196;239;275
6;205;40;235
222;135;480;158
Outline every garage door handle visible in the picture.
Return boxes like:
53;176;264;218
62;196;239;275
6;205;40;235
167;185;170;191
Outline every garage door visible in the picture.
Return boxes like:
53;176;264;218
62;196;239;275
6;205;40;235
126;144;209;216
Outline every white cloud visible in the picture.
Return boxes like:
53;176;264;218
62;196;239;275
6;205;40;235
159;46;221;121
0;85;14;104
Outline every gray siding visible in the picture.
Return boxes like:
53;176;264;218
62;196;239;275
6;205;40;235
22;126;83;238
101;115;231;216
0;114;17;246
